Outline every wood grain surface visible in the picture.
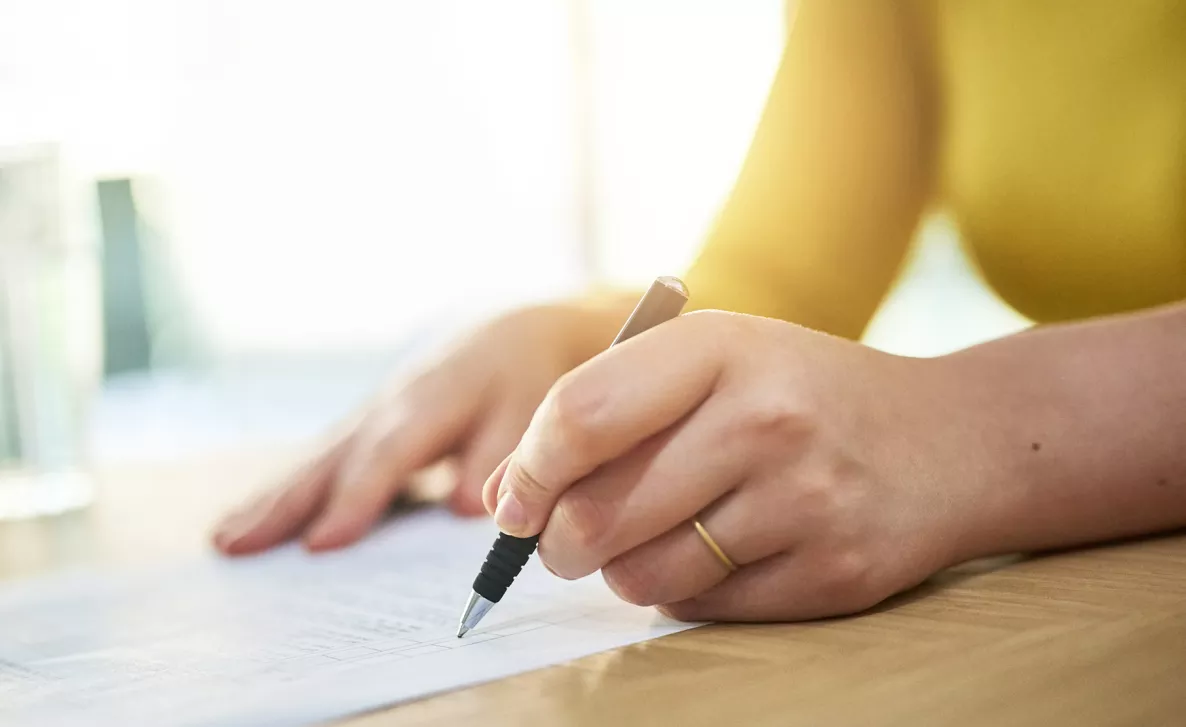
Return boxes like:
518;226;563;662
3;449;1184;727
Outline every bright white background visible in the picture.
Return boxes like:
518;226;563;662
0;0;1028;462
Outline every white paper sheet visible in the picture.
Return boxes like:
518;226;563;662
0;510;701;726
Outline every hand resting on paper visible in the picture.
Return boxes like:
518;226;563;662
211;298;636;554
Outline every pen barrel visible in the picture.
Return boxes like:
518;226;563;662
473;533;539;603
610;276;689;347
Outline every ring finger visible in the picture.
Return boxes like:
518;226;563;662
537;397;748;580
600;477;802;608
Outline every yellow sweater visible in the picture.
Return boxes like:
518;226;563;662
684;0;1186;334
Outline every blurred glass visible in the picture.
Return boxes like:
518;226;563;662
0;0;1029;478
0;144;99;520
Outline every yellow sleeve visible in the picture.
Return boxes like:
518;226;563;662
682;0;935;341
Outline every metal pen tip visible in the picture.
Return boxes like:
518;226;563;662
456;590;495;639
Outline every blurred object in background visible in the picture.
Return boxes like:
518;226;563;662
97;179;152;377
0;0;792;467
0;0;1027;475
0;143;99;519
864;214;1031;358
96;177;205;374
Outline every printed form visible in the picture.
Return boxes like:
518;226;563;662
0;510;701;726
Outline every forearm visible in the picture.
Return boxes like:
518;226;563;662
685;0;934;339
947;302;1186;561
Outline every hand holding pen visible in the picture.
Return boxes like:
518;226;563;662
461;279;1010;626
224;269;1046;628
458;277;690;634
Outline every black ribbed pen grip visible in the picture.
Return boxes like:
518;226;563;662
472;533;539;603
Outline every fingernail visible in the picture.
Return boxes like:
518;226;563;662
494;491;529;536
485;456;511;494
483;456;513;516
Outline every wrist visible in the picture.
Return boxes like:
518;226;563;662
916;347;1041;566
936;308;1186;563
926;328;1117;566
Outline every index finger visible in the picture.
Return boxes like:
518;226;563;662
303;364;484;550
492;311;727;537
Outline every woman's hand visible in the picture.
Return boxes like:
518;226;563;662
212;299;634;555
482;310;1001;622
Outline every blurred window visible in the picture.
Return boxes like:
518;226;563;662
0;0;787;362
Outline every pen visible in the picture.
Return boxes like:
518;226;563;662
456;276;690;637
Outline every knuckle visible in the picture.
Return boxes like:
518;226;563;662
794;461;866;532
553;489;611;550
792;478;838;526
537;551;578;581
352;414;402;461
818;549;879;612
602;555;660;606
678;308;727;329
655;601;699;623
681;307;758;337
736;396;812;449
679;310;742;350
272;487;309;522
335;451;382;498
503;459;550;502
545;372;608;453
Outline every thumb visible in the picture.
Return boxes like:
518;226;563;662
303;365;483;549
490;453;560;538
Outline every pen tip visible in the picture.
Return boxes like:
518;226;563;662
456;625;469;638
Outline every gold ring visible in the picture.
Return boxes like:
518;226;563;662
693;520;738;572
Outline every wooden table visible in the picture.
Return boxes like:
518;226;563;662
3;449;1185;726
